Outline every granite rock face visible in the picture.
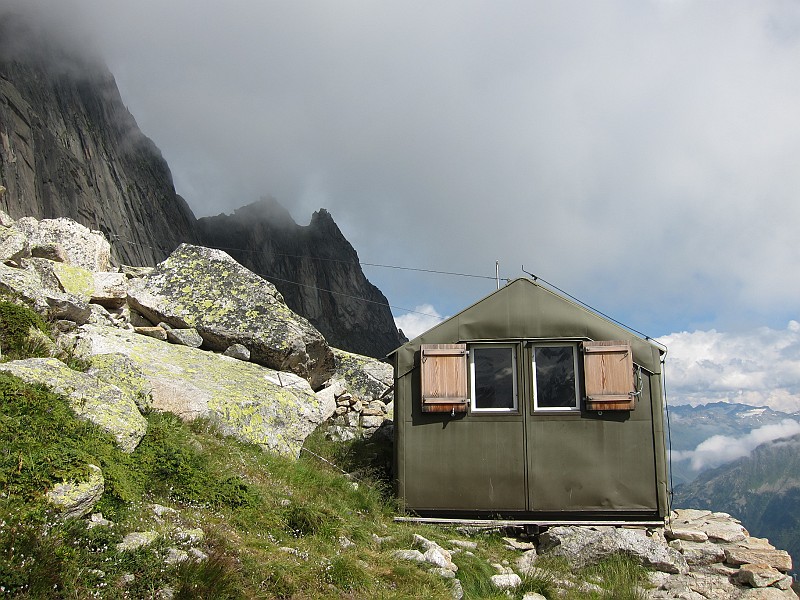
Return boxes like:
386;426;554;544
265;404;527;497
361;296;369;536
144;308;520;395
126;244;335;389
0;12;199;267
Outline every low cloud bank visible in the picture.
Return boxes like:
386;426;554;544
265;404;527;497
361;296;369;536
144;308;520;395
394;304;446;340
659;321;800;412
672;419;800;471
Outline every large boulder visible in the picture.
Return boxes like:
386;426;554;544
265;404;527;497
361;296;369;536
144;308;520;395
0;358;146;452
126;244;335;389
12;217;111;271
75;324;335;457
538;525;689;574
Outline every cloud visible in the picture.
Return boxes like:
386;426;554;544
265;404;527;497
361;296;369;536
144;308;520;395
394;304;446;340
659;321;800;411
3;0;800;339
671;419;800;471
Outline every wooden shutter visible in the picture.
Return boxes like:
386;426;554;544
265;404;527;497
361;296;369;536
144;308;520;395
581;341;636;411
420;343;468;413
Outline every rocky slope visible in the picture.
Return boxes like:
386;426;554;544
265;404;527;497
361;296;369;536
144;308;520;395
198;198;405;358
0;11;200;266
674;433;800;578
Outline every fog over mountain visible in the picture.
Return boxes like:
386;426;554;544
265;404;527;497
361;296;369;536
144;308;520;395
1;0;799;412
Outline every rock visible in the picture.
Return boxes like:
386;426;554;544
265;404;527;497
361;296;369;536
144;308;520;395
451;578;464;600
75;324;333;457
413;534;458;572
449;540;478;551
0;262;51;312
126;244;334;389
491;573;522;589
670;509;748;543
430;567;456;579
223;343;250;361
361;415;384;428
45;464;104;519
393;549;425;563
87;513;114;529
13;217;111;271
538;525;689;574
165;328;203;348
117;531;158;552
523;594;547;600
331;347;393;401
91;272;127;308
666;528;709;543
0;358;146;452
516;549;539;575
87;353;153;413
0;226;28;263
724;547;793;572
503;536;536;551
135;326;168;341
735;564;790;589
670;539;726;566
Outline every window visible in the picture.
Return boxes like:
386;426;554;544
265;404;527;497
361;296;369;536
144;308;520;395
470;345;518;411
532;344;580;411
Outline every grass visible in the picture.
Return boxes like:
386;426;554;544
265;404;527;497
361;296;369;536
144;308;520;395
0;299;653;598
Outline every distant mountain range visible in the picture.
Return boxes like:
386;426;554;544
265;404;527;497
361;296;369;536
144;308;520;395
667;401;800;485
673;432;800;576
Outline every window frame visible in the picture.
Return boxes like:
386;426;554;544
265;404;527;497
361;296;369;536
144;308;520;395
469;343;519;413
531;342;582;413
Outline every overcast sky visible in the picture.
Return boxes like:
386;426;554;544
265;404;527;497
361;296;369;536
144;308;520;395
7;0;800;412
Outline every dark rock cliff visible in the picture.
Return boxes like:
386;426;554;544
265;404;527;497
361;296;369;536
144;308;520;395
0;11;200;266
198;199;405;359
0;10;404;358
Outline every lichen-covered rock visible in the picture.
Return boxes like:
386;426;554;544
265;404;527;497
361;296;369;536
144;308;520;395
75;324;334;457
0;358;146;452
332;347;393;401
117;531;158;552
92;272;128;308
12;217;111;271
45;464;104;519
223;343;250;361
165;328;203;348
127;244;334;389
538;525;689;574
87;353;153;413
0;225;28;263
0;262;50;312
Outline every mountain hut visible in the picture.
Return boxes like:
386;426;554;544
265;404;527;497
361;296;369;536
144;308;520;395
390;278;669;524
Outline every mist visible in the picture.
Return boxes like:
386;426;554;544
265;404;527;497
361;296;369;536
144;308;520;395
672;419;800;471
2;1;800;375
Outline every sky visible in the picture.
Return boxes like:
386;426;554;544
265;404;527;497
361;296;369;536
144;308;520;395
5;0;800;415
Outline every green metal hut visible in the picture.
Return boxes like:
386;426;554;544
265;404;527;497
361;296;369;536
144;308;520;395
390;278;669;524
